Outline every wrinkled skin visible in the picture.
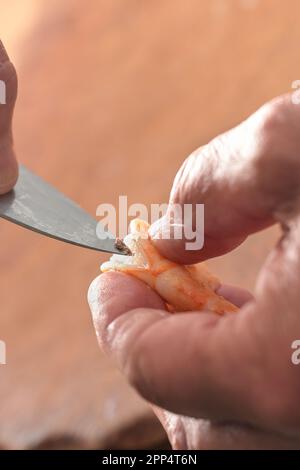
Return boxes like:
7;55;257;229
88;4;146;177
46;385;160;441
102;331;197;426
89;94;300;449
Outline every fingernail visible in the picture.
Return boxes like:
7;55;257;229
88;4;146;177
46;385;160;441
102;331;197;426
148;217;165;239
148;216;170;239
0;155;18;195
0;41;9;64
0;154;19;194
87;275;101;320
149;215;184;241
88;275;117;353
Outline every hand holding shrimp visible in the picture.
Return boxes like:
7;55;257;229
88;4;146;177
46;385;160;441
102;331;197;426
101;219;238;314
89;94;300;449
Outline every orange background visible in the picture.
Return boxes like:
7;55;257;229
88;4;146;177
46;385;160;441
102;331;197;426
0;0;295;448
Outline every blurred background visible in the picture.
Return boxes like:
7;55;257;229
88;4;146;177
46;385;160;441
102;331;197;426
0;0;294;449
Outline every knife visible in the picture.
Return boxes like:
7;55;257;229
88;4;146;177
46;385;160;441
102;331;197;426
0;165;128;255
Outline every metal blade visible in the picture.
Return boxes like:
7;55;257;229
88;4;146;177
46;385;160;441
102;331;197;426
0;165;124;255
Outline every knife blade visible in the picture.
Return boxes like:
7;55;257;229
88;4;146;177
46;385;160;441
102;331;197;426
0;165;126;255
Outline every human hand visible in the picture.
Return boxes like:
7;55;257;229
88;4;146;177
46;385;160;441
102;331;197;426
88;94;300;449
0;41;18;193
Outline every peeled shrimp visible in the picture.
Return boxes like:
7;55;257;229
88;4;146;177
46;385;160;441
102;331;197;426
101;219;238;315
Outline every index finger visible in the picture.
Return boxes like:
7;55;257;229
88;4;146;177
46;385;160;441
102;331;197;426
150;94;300;264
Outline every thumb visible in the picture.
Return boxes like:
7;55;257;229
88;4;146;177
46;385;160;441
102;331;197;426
87;271;288;431
150;94;300;264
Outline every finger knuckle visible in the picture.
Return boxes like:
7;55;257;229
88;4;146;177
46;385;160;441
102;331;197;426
253;96;300;165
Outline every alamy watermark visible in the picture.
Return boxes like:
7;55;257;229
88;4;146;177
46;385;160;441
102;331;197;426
291;340;300;365
0;80;6;105
0;340;6;365
96;196;204;251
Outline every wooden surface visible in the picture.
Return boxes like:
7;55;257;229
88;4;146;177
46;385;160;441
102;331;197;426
0;0;297;449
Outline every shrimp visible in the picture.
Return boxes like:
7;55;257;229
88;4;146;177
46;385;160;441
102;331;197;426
101;219;238;315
